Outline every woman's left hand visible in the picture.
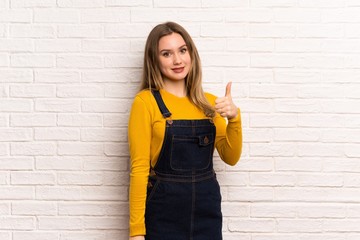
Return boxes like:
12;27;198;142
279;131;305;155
215;82;238;120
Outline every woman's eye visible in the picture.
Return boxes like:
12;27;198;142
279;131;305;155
180;48;187;54
162;52;170;57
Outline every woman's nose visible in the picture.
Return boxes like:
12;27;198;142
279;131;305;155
173;53;182;65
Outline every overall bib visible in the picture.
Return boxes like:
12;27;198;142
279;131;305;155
145;90;222;240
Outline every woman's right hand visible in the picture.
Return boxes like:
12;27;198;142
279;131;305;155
130;236;145;240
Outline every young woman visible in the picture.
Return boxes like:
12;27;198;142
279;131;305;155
128;22;242;240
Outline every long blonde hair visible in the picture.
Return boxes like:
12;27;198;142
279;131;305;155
140;22;215;118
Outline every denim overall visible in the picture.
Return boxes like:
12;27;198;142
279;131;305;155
145;90;222;240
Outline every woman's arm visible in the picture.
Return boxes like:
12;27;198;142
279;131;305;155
128;95;152;237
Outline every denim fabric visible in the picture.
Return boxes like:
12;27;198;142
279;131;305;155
145;91;222;240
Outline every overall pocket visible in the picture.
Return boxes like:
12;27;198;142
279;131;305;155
170;133;214;171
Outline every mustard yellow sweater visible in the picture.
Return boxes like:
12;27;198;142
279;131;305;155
128;89;242;237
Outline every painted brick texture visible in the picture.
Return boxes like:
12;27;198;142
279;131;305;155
1;0;360;239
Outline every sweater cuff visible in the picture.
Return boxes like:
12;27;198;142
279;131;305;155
129;223;146;237
228;108;241;123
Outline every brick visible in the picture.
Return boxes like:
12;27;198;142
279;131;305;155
323;220;360;232
82;99;130;113
104;143;129;156
11;142;56;156
250;143;296;157
57;55;103;68
11;54;55;68
0;128;32;141
104;24;150;38
57;85;104;98
83;216;128;230
81;9;129;23
0;157;33;170
251;203;297;218
10;84;55;98
178;10;223;22
276;39;322;53
0;217;35;230
227;39;274;52
275;70;321;84
106;0;150;7
131;9;177;22
228;219;275;232
0;100;32;112
0;187;34;200
13;232;58;240
36;156;82;170
105;84;137;98
250;84;296;98
35;39;81;52
82;40;130;52
251;54;296;68
35;99;80;112
278;220;322;233
299;0;345;8
297;24;344;38
81;128;127;142
273;128;321;142
217;172;248;186
58;142;103;156
201;24;246;37
0;202;10;215
226;9;272;22
251;0;296;7
36;187;81;200
35;127;79;141
10;24;55;38
0;54;9;66
225;157;273;172
83;156;128;171
38;217;82;230
103;172;129;186
10;0;56;8
58;202;127;216
57;0;104;7
34;9;79;23
81;70;129;83
58;24;103;38
250;24;296;38
297;174;343;187
228;187;273;201
0;10;31;22
274;9;321;23
12;201;57;215
35;70;80;83
104;54;142;68
0;39;33;51
81;186;128;200
57;172;103;185
57;114;103;127
250;173;296;187
11;114;56;127
298;204;347;218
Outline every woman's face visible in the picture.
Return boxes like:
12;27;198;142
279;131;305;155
158;33;192;83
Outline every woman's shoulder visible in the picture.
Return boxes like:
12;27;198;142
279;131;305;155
133;89;154;102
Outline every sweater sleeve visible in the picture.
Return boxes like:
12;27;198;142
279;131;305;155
128;95;151;236
214;107;243;165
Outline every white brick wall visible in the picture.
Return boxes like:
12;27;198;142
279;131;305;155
1;0;360;239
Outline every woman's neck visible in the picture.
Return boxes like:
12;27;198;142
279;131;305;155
163;79;186;97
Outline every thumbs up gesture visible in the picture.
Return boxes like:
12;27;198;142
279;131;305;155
215;82;238;120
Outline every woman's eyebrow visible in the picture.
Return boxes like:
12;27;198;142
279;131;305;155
159;44;187;52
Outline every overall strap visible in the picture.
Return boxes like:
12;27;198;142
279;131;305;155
151;90;172;119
